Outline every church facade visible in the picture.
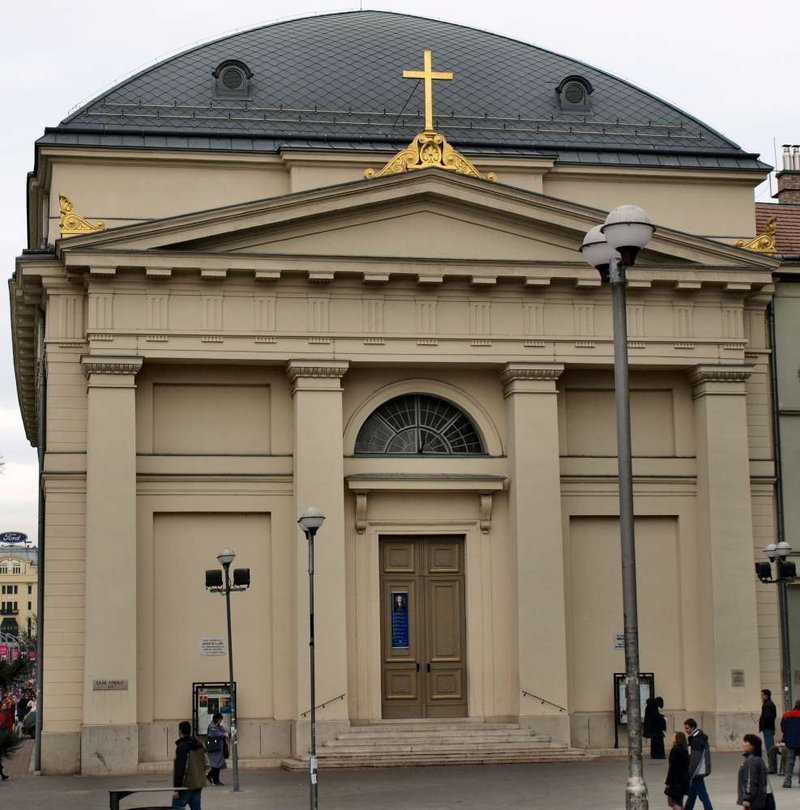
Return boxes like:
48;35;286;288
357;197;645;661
9;12;782;774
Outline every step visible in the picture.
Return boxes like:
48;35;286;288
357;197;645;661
322;741;565;753
281;749;594;770
327;732;552;745
347;720;520;732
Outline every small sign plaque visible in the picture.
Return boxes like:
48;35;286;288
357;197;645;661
613;632;625;650
200;637;226;656
731;669;746;688
93;679;128;691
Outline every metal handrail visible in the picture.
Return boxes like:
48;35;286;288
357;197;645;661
300;693;346;718
521;689;566;713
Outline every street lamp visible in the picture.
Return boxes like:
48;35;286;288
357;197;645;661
756;542;796;710
581;204;655;810
298;507;325;810
204;548;251;792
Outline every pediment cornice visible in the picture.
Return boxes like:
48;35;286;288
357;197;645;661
53;169;778;272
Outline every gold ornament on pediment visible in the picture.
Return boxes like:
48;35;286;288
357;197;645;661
735;215;776;253
364;50;497;182
59;194;106;238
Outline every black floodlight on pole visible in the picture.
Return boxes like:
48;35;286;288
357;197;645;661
204;547;251;792
298;506;326;810
581;205;655;810
756;541;795;709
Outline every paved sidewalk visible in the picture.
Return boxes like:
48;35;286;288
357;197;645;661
2;752;799;809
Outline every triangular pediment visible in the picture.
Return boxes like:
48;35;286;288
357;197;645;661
57;169;778;272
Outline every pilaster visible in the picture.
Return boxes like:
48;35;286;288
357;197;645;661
285;360;350;750
689;364;761;727
80;354;142;774
501;362;569;742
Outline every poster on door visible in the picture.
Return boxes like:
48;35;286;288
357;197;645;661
391;592;409;649
192;682;236;735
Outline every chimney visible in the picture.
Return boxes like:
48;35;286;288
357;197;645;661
776;144;800;204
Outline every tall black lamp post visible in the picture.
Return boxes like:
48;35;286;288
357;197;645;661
756;541;796;710
205;547;250;792
298;507;326;810
581;205;655;810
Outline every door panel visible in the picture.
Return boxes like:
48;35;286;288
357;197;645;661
380;536;467;719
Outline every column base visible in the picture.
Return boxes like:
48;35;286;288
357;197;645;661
518;714;571;746
291;719;351;757
41;731;81;774
81;723;139;774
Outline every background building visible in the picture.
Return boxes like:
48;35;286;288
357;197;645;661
9;11;780;774
0;543;38;640
760;145;800;705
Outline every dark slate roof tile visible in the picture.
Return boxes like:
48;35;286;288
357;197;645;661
45;11;766;170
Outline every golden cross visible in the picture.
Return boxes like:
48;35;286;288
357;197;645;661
403;49;453;132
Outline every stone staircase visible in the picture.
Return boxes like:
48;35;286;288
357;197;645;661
281;719;595;769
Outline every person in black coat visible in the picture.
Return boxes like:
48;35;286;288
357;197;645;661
737;734;768;809
665;731;690;809
759;689;777;754
643;696;667;759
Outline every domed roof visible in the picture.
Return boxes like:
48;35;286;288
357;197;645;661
45;11;765;170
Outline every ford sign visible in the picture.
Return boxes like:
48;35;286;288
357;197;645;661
0;532;28;544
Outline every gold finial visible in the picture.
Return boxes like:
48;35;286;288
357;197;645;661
59;194;106;238
364;50;496;182
736;215;777;253
402;49;453;133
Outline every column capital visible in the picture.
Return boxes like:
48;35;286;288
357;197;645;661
689;364;752;398
501;363;564;396
81;355;143;383
285;359;349;394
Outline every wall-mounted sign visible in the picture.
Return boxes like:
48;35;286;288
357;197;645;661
93;679;129;691
0;532;28;544
613;632;625;650
193;682;235;735
200;637;226;656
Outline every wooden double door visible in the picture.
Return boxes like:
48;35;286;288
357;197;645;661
380;536;467;719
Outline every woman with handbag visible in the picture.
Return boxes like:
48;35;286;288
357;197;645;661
737;733;769;809
204;713;228;786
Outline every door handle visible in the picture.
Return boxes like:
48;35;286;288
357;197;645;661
426;663;431;673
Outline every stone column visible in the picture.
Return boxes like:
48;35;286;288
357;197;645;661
502;363;569;743
690;365;761;739
285;360;350;753
80;355;143;774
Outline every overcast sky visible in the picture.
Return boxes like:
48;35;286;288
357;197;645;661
1;0;797;544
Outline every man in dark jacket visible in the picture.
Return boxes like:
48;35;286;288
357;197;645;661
172;720;206;810
781;699;800;788
684;718;714;810
760;689;777;755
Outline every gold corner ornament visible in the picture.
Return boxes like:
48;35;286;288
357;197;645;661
364;50;497;182
736;215;777;253
59;194;106;238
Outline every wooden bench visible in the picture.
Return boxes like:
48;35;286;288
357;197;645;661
108;786;189;810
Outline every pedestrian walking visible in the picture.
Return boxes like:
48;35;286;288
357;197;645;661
781;698;800;788
760;689;777;754
664;730;690;809
684;718;714;810
644;696;667;759
171;720;206;810
737;733;768;809
204;712;228;786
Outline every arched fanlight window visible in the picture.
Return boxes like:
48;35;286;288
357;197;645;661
355;394;485;455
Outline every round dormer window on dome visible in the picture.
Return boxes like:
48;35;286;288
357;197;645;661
212;60;253;98
556;75;593;112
